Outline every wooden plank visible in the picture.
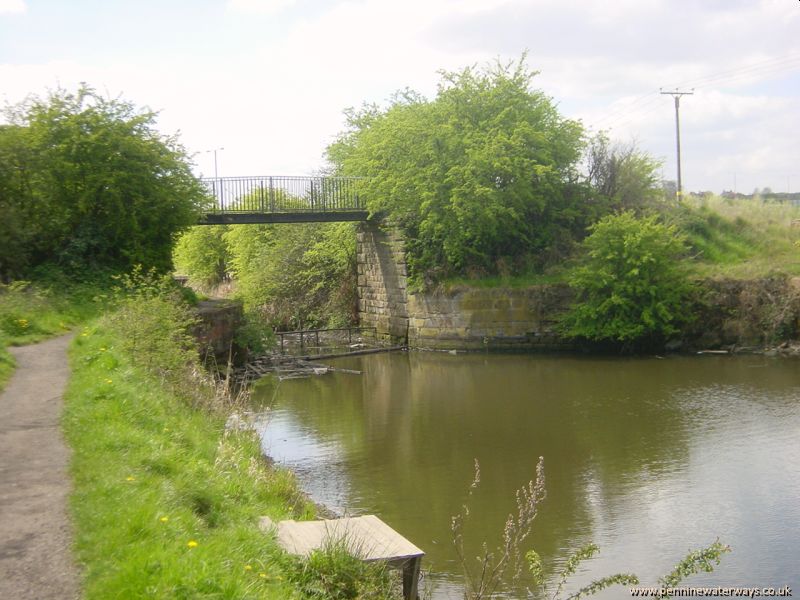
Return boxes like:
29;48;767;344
261;515;423;600
260;515;423;561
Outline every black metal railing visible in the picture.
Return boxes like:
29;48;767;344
275;326;378;355
201;176;366;213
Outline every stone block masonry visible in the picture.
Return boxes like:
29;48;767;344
357;221;410;341
406;285;574;350
356;220;800;351
356;221;573;350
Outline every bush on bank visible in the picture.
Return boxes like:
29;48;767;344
561;212;693;348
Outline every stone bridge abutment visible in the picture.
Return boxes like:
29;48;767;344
356;222;410;342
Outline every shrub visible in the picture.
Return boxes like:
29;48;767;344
103;267;199;388
561;212;693;347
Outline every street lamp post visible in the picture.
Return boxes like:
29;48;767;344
205;147;224;179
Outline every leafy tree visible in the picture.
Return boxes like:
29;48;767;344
584;132;664;212
561;212;692;346
173;225;230;288
327;57;587;284
0;85;208;279
0;124;39;277
196;222;357;330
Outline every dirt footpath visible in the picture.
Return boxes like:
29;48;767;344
0;335;80;600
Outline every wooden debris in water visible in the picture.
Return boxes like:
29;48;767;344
225;346;404;387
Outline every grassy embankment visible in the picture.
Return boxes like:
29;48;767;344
0;277;107;390
63;277;399;599
442;196;800;291
670;195;800;279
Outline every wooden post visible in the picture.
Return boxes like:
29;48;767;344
402;556;421;600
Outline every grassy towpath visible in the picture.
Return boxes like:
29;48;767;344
0;334;79;600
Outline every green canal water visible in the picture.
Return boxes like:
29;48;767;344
252;352;800;598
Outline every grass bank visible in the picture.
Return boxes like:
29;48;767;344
671;195;800;279
65;326;306;598
0;277;108;390
440;196;800;291
64;278;400;599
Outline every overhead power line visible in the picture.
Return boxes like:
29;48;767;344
586;53;800;134
667;53;800;91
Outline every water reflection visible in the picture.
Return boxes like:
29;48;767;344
254;353;800;597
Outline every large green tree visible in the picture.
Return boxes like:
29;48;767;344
327;58;587;284
0;85;208;279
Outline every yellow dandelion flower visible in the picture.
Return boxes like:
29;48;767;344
244;565;252;571
258;573;267;579
159;516;168;523
104;379;113;384
187;540;198;548
125;476;135;482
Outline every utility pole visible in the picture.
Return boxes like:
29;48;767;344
660;88;693;200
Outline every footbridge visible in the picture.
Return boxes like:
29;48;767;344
199;176;369;224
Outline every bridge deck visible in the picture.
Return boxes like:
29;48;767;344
201;210;368;224
200;175;368;224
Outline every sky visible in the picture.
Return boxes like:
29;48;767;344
1;0;798;194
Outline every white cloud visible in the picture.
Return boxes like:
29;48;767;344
0;0;26;15
1;0;797;192
226;0;295;15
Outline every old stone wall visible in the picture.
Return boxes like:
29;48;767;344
355;220;573;349
356;222;409;340
193;299;244;364
355;221;800;350
407;286;574;350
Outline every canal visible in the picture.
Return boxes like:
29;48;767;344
252;352;800;598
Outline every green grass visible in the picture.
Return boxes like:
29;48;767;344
670;196;800;279
65;310;401;599
443;270;569;290
0;277;108;390
0;342;15;390
65;325;311;599
442;196;800;290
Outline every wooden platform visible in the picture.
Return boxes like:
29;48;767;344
260;515;424;599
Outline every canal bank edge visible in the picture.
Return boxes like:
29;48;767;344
357;221;800;352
